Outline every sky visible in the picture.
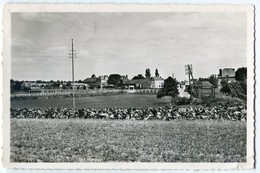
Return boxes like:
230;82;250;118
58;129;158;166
11;12;247;81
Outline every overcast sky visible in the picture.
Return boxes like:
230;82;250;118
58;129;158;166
11;12;247;81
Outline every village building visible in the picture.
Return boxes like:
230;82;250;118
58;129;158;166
73;83;88;89
99;75;109;88
120;75;129;81
194;80;215;98
26;82;47;88
123;78;152;89
150;77;164;89
217;68;236;88
29;86;44;94
123;77;164;90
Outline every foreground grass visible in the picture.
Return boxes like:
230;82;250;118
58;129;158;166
11;119;246;162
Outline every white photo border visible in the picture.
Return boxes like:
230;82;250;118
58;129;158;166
2;4;255;169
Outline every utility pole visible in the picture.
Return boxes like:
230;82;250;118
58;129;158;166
69;39;76;109
185;64;198;97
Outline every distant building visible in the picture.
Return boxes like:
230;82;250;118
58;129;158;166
221;68;235;77
73;83;88;89
123;77;164;89
194;80;214;98
99;75;109;88
120;75;129;81
218;68;236;88
29;87;44;94
29;82;47;88
151;77;164;89
124;78;152;89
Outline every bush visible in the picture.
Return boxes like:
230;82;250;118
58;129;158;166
186;85;197;98
191;98;203;105
200;97;245;107
220;81;247;101
173;96;192;105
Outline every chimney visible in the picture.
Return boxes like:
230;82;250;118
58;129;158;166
219;69;222;77
172;73;174;78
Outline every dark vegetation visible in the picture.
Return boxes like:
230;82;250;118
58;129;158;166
157;77;179;100
11;102;246;121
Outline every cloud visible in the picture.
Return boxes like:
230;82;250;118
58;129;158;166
11;12;247;81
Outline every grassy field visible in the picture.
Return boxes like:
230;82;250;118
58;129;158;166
11;94;171;109
11;119;246;162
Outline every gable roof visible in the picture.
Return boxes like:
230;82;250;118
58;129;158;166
99;75;108;80
29;87;43;91
151;77;164;81
124;78;151;85
195;81;213;87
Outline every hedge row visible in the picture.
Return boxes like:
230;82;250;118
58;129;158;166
11;105;246;121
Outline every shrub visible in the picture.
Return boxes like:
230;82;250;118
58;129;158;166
220;81;247;101
201;97;245;107
191;98;203;105
173;96;192;105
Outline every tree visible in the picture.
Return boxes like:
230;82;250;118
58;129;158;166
208;74;218;88
107;74;122;87
220;81;231;95
66;81;72;87
145;68;151;78
235;67;247;81
157;77;179;101
132;74;145;80
220;81;247;100
155;69;159;77
13;81;22;91
91;74;96;78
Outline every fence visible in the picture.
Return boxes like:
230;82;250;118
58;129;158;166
11;88;160;98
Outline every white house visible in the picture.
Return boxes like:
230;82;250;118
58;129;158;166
151;77;164;89
99;75;109;88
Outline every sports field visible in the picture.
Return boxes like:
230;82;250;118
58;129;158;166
11;119;246;162
11;94;171;109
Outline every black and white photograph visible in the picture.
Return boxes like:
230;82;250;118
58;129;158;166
2;4;255;169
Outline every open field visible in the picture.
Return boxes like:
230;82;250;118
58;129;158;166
11;94;171;109
11;119;246;162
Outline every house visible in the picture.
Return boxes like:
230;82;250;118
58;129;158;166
123;77;164;89
29;87;44;94
194;80;214;98
29;82;47;88
73;83;88;89
124;78;152;89
218;68;236;88
120;75;129;81
151;77;164;89
99;75;109;88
